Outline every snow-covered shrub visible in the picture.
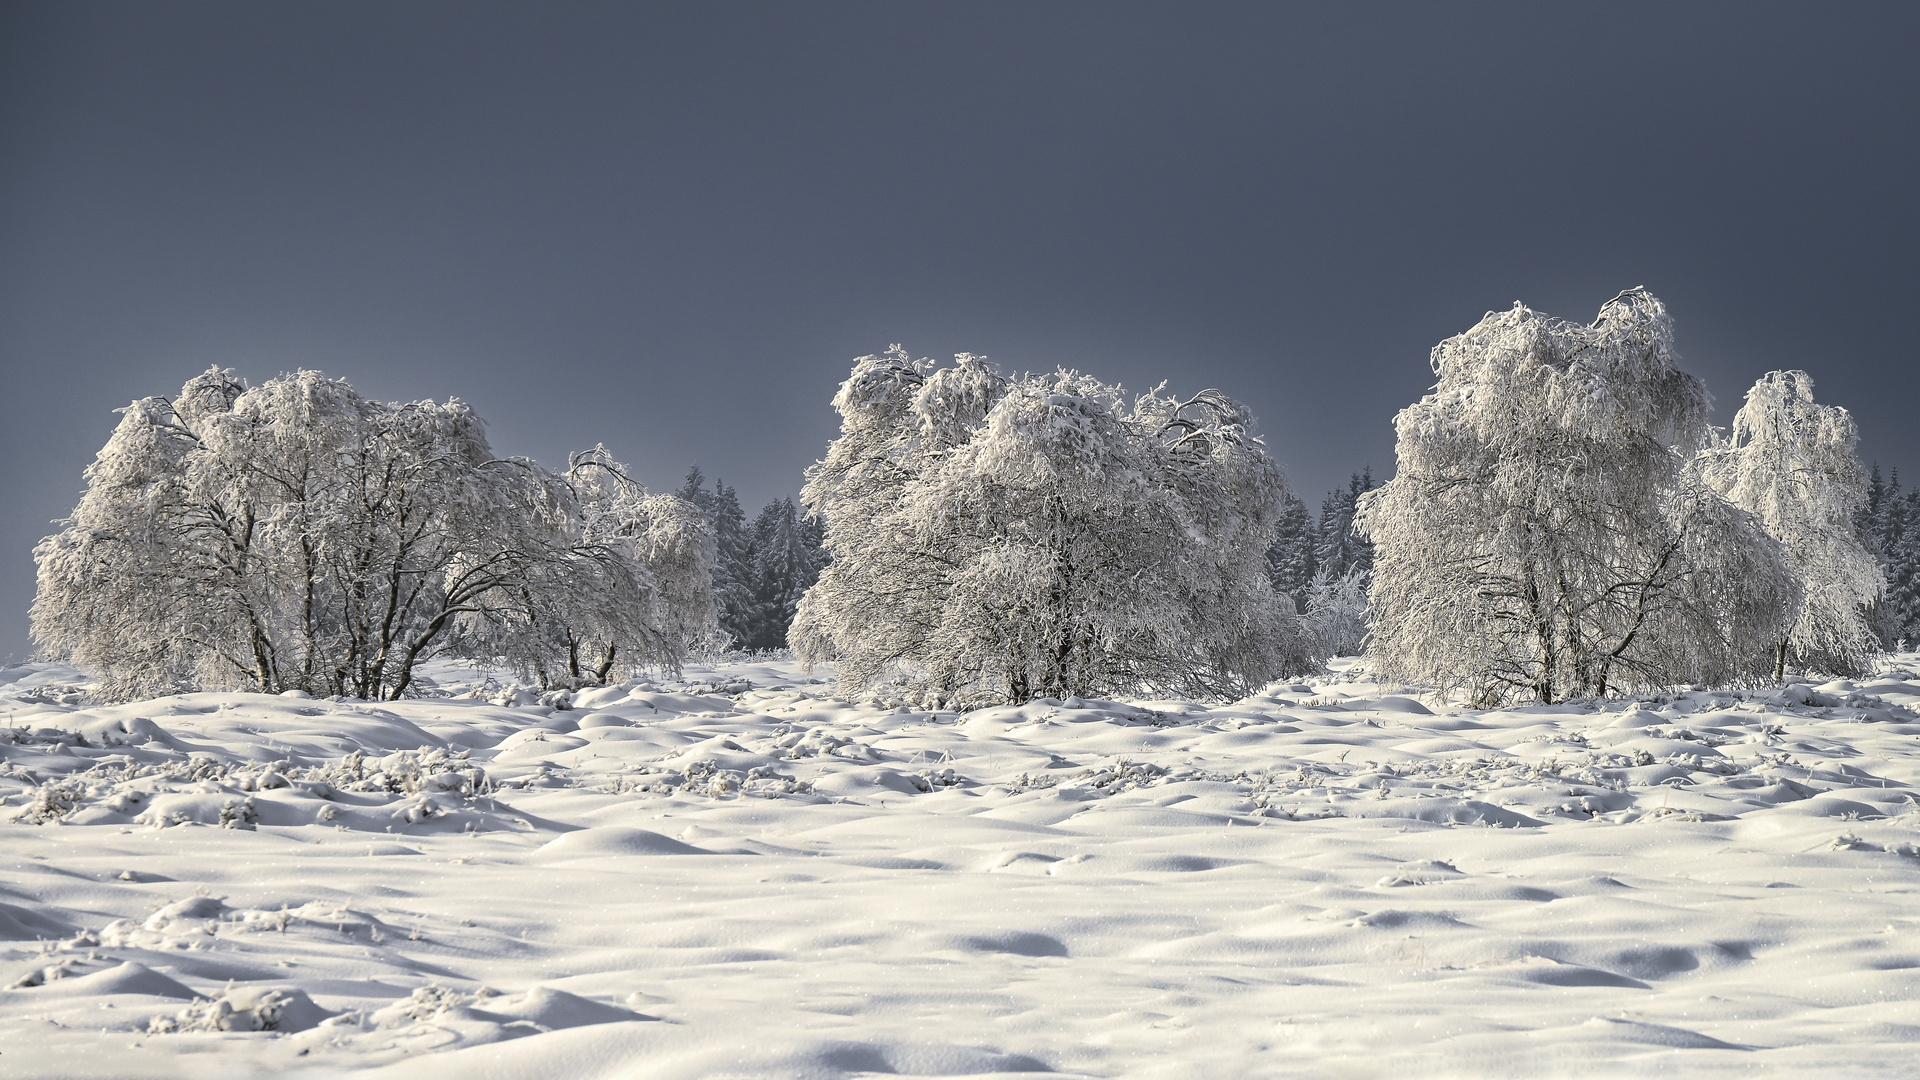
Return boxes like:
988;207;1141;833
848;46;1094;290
1302;568;1370;659
1358;290;1798;705
795;348;1311;705
471;446;715;687
1694;371;1882;677
32;370;682;700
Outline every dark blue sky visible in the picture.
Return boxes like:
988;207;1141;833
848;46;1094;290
2;2;1916;660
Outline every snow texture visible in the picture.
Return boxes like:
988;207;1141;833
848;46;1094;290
2;655;1918;1077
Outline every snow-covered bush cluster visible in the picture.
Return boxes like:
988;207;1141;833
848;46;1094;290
31;370;714;701
1695;369;1884;678
1359;289;1880;704
794;349;1313;707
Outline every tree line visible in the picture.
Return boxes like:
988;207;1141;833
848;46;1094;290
671;466;826;654
31;289;1902;706
1858;466;1920;650
1266;468;1377;659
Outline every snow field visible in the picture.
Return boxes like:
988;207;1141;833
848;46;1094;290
2;658;1918;1078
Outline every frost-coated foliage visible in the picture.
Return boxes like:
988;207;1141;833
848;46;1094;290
475;446;716;687
1860;467;1920;648
1359;290;1798;705
676;468;756;646
1264;490;1317;613
740;497;827;651
795;348;1311;706
1302;567;1371;659
32;371;694;701
1695;371;1882;676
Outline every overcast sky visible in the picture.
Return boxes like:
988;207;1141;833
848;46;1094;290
2;1;1916;660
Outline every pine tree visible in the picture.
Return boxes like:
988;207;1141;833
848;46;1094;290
1878;469;1905;553
677;467;754;649
740;497;826;651
1315;468;1377;581
1858;463;1887;554
1264;490;1316;613
1884;488;1920;649
1857;465;1920;650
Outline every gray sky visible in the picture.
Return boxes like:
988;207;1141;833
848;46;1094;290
2;1;1916;660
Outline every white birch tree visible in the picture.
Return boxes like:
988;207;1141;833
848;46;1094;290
548;446;716;681
1358;290;1798;705
1302;567;1370;659
794;348;1310;706
1694;370;1882;677
32;370;677;700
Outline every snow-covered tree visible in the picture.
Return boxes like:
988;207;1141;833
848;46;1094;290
1315;468;1377;582
1302;567;1370;659
1857;463;1890;555
795;348;1311;706
789;348;948;691
1857;466;1920;650
478;446;715;687
1264;490;1316;613
739;497;826;651
1886;492;1920;648
1695;371;1883;677
677;467;753;647
1358;290;1799;705
32;370;668;701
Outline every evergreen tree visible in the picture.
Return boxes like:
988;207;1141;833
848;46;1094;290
1857;466;1920;651
1878;469;1905;552
1858;463;1888;554
1264;490;1316;613
740;497;826;650
674;468;826;652
677;467;754;648
1315;468;1377;581
1884;488;1920;649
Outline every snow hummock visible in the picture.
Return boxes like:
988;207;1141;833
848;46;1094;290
2;656;1917;1077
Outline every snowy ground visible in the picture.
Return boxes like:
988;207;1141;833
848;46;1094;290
2;657;1918;1079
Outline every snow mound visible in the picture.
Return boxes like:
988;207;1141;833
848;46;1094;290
534;827;718;858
